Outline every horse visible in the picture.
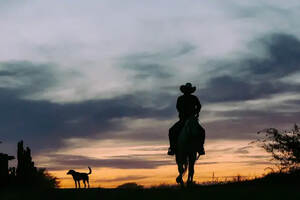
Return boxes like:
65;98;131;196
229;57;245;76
175;116;204;186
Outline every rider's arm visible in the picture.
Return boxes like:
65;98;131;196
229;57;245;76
195;96;201;115
176;96;182;113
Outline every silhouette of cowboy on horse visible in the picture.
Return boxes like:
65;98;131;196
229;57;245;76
168;82;205;156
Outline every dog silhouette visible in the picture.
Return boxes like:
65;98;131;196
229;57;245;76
67;167;92;188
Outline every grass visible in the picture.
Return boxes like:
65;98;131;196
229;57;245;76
2;170;300;200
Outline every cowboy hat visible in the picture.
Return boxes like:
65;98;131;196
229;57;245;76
180;82;196;94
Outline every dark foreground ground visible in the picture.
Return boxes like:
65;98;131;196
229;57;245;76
2;172;300;200
2;183;300;200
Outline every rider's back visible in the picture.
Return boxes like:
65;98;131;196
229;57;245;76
176;94;201;120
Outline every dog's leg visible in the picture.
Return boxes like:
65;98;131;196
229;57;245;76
75;180;77;189
87;179;90;188
84;180;86;188
78;180;81;188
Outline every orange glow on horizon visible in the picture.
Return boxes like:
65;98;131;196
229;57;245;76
38;139;274;188
52;164;269;188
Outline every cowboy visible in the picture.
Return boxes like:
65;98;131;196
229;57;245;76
168;83;205;156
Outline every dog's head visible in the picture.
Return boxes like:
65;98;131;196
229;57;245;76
67;169;75;175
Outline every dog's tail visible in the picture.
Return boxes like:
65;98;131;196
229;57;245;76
88;166;92;174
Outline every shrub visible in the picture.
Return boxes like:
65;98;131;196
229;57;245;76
117;182;143;189
257;124;300;170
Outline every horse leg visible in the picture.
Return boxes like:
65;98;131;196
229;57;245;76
187;154;196;185
188;162;194;183
176;164;184;186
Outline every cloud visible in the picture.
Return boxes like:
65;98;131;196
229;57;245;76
241;155;270;159
205;110;300;140
2;33;300;153
247;34;300;78
0;72;175;152
4;0;297;104
123;63;171;80
196;162;219;165
198;33;300;103
234;146;253;154
1;0;300;166
43;154;173;170
95;175;148;183
243;160;273;166
199;74;300;103
206;147;234;153
0;61;59;95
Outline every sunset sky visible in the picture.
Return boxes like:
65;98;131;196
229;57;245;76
1;0;300;188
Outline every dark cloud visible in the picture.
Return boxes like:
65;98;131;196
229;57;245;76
116;128;169;142
112;153;166;159
2;33;300;156
198;75;300;103
248;34;300;78
0;61;176;152
206;147;234;153
206;146;253;155
95;175;148;183
241;155;271;159
44;153;219;171
192;34;300;141
195;161;219;165
234;146;253;154
243;161;273;166
43;154;173;170
133;147;168;152
204;109;300;140
0;61;59;95
198;75;254;102
234;149;249;154
197;33;300;103
216;160;273;166
0;86;175;152
205;146;256;156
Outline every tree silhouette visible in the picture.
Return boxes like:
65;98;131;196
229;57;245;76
1;140;58;188
16;141;59;188
257;124;300;170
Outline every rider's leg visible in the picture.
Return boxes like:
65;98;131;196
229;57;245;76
168;126;176;155
198;124;206;155
168;121;184;155
199;148;205;155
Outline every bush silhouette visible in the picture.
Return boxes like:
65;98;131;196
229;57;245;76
1;140;59;188
117;182;143;189
33;168;59;189
257;124;300;170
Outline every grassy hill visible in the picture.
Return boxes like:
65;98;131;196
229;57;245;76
2;170;300;200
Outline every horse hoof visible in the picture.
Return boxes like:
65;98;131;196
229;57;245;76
176;176;184;185
187;181;195;187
